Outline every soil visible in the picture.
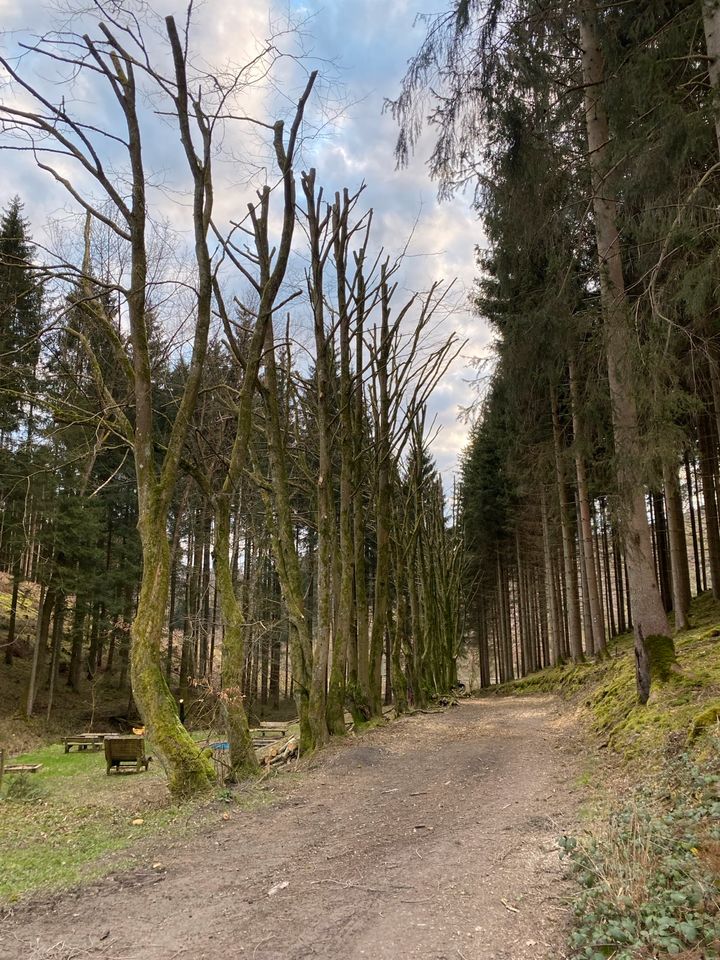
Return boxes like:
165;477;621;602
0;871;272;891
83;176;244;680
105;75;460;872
0;696;585;960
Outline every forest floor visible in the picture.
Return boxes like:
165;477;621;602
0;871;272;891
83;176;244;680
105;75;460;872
0;696;584;960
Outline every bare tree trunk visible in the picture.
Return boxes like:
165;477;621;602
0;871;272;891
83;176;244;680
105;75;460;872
599;500;617;638
693;455;708;591
26;584;53;717
541;489;561;665
46;593;65;722
579;0;671;701
551;390;583;661
685;451;703;595
698;411;720;599
569;360;606;655
663;460;691;631
4;564;20;666
652;491;672;613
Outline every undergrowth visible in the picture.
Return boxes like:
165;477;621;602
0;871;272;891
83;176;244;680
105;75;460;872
561;737;720;959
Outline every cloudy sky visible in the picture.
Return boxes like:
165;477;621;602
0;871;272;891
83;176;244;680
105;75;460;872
0;0;492;482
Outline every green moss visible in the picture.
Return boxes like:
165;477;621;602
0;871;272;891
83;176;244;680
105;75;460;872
495;593;720;766
354;716;389;733
688;701;720;742
645;634;677;682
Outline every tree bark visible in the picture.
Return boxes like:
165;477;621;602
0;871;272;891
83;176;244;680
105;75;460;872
551;390;583;661
685;451;703;595
702;0;720;155
541;489;561;665
569;360;606;655
697;411;720;599
578;0;671;701
663;460;691;631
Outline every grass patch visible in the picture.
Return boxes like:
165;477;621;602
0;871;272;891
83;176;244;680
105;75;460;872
0;740;212;903
0;734;284;904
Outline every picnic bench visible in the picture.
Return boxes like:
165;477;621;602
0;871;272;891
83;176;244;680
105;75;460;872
250;726;288;748
104;735;151;775
63;733;107;753
0;749;42;789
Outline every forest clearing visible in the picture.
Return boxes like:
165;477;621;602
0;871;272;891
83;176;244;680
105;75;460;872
4;1;720;957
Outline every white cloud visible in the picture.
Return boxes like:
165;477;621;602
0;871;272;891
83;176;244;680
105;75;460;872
1;0;490;483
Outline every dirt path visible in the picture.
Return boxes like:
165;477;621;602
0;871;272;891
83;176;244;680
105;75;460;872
0;697;584;960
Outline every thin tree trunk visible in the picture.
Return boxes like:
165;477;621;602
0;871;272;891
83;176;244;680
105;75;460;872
685;451;703;595
26;584;53;717
540;487;561;666
569;360;607;655
698;411;720;599
652;491;672;614
664;460;691;631
46;593;65;722
4;564;20;666
693;455;708;591
551;390;583;661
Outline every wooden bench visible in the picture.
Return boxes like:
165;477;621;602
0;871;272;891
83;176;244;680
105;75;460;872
250;727;288;748
104;736;150;775
63;734;107;753
0;749;42;789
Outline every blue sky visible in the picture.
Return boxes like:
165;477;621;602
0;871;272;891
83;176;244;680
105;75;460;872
0;0;491;480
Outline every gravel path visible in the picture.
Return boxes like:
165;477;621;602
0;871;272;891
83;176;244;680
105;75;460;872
0;697;583;960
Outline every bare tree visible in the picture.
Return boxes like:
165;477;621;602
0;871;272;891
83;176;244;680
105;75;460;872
0;3;308;793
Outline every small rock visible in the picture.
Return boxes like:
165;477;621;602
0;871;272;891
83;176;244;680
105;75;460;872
267;879;290;896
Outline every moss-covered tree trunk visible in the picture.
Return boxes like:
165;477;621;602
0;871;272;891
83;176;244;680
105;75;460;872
131;513;214;797
259;320;318;751
215;495;259;780
369;270;392;715
352;289;372;717
327;194;356;736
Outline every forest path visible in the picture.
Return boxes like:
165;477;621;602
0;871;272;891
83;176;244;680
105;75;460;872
1;697;583;960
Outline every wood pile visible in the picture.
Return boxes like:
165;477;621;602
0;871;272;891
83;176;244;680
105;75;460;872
260;735;299;767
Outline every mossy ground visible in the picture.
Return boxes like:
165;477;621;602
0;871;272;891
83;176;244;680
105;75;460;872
495;591;720;765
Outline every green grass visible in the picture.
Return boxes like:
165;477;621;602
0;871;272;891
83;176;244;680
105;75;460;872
0;742;182;902
0;735;282;904
0;738;227;903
